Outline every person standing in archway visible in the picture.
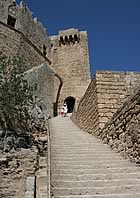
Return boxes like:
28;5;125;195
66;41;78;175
60;106;64;117
63;102;68;117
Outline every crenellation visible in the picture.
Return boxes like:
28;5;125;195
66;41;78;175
58;28;79;36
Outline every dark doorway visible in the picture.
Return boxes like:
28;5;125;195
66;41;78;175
64;96;75;113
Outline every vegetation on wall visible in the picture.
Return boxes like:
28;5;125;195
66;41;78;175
0;55;34;149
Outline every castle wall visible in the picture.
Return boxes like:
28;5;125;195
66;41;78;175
96;71;140;129
0;0;51;68
0;22;21;56
0;22;50;68
72;71;140;133
0;1;91;114
25;63;55;117
50;28;91;112
0;0;51;51
72;77;99;133
0;148;38;198
96;88;140;164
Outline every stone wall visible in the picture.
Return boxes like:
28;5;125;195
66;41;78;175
0;0;51;69
0;1;91;115
0;22;21;56
25;63;56;117
0;101;49;198
72;77;99;133
0;22;51;68
96;89;140;163
0;126;49;198
96;71;140;129
72;71;140;133
0;0;50;54
0;148;38;198
50;28;91;112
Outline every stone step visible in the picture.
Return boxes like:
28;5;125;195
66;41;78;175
51;143;105;145
51;137;102;138
51;138;99;140
51;151;114;154
51;157;124;161
51;160;131;166
51;154;124;159
52;163;135;170
52;179;140;188
51;167;140;175
51;139;106;142
51;141;107;144
51;172;140;181
51;145;107;148
51;146;109;149
52;138;97;139
51;150;117;154
51;140;104;142
52;152;115;156
51;137;96;140
52;193;140;198
51;156;125;161
52;185;140;196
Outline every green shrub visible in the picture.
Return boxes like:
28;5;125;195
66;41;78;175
0;55;33;136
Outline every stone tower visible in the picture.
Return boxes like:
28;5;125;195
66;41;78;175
0;0;91;116
50;28;91;113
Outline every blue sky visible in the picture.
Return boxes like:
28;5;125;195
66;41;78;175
16;0;140;77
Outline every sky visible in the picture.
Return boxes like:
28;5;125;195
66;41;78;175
16;0;140;77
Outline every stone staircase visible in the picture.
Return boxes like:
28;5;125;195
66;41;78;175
49;115;140;198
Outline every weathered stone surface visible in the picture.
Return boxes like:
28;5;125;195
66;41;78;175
25;63;55;117
0;101;49;197
72;77;99;133
0;1;91;115
49;115;140;197
25;176;35;198
72;71;140;133
0;148;38;198
0;0;51;66
96;89;140;163
49;28;91;112
1;0;140;197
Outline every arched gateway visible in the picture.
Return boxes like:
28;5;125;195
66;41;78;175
64;96;75;113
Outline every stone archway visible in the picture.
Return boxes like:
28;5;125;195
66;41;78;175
64;96;75;113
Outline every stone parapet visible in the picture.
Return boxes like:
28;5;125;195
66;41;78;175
96;89;140;163
72;70;140;133
72;77;99;133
